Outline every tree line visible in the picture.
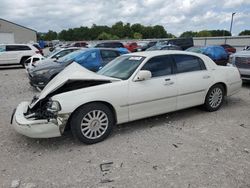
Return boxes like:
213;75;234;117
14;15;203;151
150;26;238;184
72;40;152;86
38;21;174;41
38;21;250;41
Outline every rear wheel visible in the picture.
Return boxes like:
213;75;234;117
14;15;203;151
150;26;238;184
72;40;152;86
204;84;225;111
20;57;30;68
70;103;114;144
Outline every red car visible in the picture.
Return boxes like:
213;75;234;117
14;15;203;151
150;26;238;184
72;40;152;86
221;44;236;54
124;42;138;52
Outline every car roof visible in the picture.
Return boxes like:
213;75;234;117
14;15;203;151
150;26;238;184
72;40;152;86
129;50;206;58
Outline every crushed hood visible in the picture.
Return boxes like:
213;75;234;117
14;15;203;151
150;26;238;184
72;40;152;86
30;62;120;108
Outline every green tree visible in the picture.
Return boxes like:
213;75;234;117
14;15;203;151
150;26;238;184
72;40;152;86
197;30;212;37
44;30;57;40
133;32;143;39
239;30;250;36
180;31;198;38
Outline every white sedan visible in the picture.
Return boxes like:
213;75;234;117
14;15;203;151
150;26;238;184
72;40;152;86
11;51;242;144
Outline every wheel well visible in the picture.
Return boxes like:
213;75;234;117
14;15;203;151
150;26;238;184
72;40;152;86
212;82;227;96
20;56;31;64
64;101;117;131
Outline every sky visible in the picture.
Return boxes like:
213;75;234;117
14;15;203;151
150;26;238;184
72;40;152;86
0;0;249;36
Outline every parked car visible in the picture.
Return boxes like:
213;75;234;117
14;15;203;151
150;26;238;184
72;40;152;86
24;54;44;69
163;38;193;50
11;50;242;144
0;44;42;67
28;48;121;88
95;42;129;54
26;47;81;71
70;41;88;47
186;46;229;66
146;44;182;51
229;50;250;81
136;41;157;51
95;42;124;48
124;42;138;52
220;44;236;54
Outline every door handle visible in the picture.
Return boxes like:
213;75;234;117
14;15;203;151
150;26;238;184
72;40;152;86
164;78;174;85
203;75;210;79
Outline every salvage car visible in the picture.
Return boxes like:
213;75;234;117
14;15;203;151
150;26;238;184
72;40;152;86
229;50;250;81
28;48;121;88
11;51;242;144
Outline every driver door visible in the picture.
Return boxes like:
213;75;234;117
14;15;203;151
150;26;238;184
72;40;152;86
128;55;178;121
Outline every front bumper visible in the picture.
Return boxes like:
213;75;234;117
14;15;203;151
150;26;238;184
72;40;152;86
238;68;250;81
11;102;61;138
28;72;49;88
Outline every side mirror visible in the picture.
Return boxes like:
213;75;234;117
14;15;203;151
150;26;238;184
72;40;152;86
134;70;152;81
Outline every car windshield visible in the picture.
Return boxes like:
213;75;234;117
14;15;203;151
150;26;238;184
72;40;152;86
98;56;145;80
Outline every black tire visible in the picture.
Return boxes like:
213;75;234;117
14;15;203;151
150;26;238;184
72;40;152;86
20;57;30;68
204;84;225;112
70;103;115;144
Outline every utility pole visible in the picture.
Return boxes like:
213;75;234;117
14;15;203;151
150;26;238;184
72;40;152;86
230;12;236;35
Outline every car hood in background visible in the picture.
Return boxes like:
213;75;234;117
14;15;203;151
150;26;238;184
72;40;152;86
29;62;120;108
30;59;60;71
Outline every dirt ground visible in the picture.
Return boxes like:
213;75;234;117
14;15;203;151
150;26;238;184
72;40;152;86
0;68;249;188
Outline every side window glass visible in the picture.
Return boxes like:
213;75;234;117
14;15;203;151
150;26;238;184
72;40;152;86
173;55;206;73
101;50;119;59
141;55;173;77
86;52;97;63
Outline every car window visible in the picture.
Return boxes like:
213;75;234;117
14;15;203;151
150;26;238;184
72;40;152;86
33;58;40;62
6;45;31;51
101;50;119;59
24;58;31;64
0;45;6;52
142;55;174;77
53;50;71;58
173;54;206;73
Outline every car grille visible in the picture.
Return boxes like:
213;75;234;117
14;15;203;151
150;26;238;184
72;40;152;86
235;56;250;69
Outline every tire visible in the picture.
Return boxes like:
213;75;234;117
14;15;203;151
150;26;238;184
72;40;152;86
70;103;115;144
20;57;30;68
204;84;225;112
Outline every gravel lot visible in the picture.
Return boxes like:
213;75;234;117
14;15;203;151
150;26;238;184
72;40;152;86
0;68;250;188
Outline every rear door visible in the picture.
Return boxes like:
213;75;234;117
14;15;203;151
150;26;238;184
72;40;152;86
172;54;213;110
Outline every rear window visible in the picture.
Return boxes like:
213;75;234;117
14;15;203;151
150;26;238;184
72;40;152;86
173;54;206;73
6;45;31;51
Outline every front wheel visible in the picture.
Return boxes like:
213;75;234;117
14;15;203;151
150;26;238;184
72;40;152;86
70;103;115;144
204;84;225;112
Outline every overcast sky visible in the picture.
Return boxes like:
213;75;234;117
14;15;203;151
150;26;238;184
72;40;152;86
0;0;249;36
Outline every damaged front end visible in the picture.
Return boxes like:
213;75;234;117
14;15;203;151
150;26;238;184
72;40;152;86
11;63;119;138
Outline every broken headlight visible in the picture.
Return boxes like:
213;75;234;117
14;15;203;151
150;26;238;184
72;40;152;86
47;100;61;113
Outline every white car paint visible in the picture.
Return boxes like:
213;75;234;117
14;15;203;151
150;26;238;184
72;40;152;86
24;54;44;69
11;51;242;138
0;44;38;65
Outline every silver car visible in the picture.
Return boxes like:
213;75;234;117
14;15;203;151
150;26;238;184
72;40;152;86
230;50;250;81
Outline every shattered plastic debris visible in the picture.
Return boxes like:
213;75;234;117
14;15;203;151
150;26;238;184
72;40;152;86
100;162;113;172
